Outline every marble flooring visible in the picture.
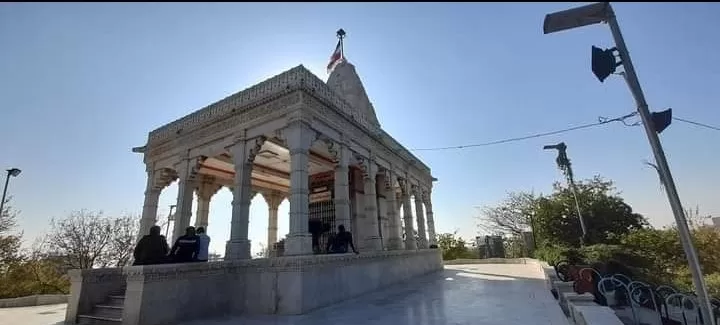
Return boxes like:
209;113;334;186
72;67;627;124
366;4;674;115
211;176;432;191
179;263;570;325
1;263;571;325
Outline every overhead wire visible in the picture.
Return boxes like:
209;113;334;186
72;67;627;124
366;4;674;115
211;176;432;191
409;112;639;152
408;113;718;152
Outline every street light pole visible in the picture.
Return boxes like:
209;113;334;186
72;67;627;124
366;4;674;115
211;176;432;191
543;3;715;324
544;142;588;245
605;9;715;325
0;168;22;215
165;205;176;238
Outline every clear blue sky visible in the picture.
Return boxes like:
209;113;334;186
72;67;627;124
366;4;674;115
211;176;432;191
2;3;719;256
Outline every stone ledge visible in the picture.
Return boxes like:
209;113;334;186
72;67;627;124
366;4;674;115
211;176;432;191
0;294;69;308
122;249;440;281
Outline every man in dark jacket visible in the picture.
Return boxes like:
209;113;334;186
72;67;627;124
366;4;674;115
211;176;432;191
133;225;170;265
326;225;359;254
169;226;200;263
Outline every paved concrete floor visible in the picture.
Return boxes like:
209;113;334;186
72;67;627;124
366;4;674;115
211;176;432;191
0;264;570;325
0;303;66;325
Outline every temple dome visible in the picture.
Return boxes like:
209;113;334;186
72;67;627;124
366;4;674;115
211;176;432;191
326;60;381;128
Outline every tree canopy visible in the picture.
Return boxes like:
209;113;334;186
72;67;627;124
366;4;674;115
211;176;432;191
478;175;647;247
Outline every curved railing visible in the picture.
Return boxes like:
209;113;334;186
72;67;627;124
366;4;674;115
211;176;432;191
552;260;720;325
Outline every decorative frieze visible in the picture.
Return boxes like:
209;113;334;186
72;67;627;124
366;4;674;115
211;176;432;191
144;65;433;186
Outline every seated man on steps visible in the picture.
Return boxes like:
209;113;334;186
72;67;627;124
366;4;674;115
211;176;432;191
169;226;200;263
133;225;169;265
326;224;359;255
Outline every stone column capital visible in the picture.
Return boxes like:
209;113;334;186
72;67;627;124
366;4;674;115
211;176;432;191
283;120;316;153
411;184;422;198
356;155;378;180
195;176;224;201
262;190;284;210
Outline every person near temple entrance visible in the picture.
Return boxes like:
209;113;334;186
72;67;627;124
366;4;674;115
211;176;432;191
132;225;170;265
326;224;359;254
196;226;210;262
169;226;200;263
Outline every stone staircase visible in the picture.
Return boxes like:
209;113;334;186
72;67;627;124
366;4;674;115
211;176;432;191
76;292;125;325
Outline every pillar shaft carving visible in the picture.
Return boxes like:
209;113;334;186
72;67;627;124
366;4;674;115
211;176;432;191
225;136;266;260
194;176;223;229
327;138;352;233
173;157;202;242
384;170;403;250
412;184;428;249
399;176;417;250
262;191;284;247
139;168;177;238
356;155;382;252
283;120;316;256
423;188;437;246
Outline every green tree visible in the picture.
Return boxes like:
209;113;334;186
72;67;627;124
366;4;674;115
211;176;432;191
534;176;647;247
0;197;22;268
436;232;475;260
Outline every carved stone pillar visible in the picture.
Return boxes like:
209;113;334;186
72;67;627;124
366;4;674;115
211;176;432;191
225;136;265;260
194;176;223;229
359;156;382;252
173;158;200;242
328;139;352;233
413;185;428;249
424;188;437;246
284;119;315;256
384;172;402;250
139;169;161;238
375;172;387;250
400;177;417;250
262;191;284;247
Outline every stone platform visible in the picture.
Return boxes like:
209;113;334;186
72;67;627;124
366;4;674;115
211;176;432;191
8;261;571;325
64;249;442;325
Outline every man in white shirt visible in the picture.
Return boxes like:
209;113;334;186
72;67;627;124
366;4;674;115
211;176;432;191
195;227;211;262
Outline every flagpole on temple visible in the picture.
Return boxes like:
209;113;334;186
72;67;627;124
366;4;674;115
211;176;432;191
337;28;346;60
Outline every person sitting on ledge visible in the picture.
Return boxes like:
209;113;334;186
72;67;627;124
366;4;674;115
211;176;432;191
133;225;169;266
195;227;211;262
169;226;200;263
326;224;359;255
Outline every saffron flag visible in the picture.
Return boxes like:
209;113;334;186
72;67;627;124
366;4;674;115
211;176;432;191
326;39;343;74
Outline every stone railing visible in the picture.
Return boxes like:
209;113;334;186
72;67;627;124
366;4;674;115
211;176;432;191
64;267;126;324
0;294;69;308
119;249;442;325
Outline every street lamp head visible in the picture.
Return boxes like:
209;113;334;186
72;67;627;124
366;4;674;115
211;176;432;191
7;168;21;177
543;142;566;151
542;2;610;35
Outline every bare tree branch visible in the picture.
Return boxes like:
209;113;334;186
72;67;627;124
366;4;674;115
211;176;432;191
41;210;139;269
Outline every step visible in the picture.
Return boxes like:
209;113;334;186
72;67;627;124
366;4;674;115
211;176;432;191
92;304;123;319
77;314;122;325
107;295;125;306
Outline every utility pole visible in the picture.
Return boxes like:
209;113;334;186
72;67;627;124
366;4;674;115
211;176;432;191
165;205;176;238
543;3;715;324
543;142;587;245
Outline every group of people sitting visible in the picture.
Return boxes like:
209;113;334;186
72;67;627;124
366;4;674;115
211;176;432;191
133;223;359;265
132;225;211;265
